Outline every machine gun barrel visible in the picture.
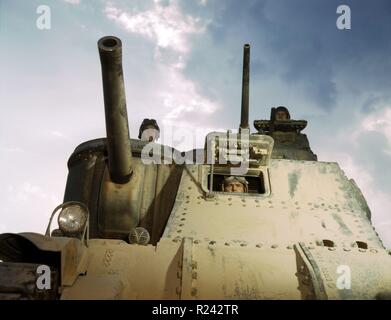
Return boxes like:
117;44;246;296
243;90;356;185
98;36;132;184
240;44;250;131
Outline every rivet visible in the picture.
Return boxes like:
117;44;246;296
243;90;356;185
224;242;230;246
287;245;293;249
209;241;216;245
328;247;336;251
343;247;351;252
271;244;278;249
194;240;200;244
256;243;263;248
359;248;366;253
370;249;378;254
240;243;247;247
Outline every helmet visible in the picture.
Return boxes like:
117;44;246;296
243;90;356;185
221;176;249;192
138;118;160;140
270;106;291;121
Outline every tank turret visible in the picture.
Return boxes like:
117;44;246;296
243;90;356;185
254;106;318;161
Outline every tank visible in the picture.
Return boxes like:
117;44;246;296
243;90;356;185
0;36;390;300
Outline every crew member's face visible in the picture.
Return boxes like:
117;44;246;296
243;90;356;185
141;127;159;142
275;110;288;121
224;181;245;193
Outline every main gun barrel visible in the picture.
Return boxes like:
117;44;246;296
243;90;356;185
98;36;133;184
240;44;250;131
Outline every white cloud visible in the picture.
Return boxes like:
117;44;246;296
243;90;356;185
105;0;205;54
8;182;57;203
361;107;391;145
347;106;391;153
105;1;221;132
158;64;220;124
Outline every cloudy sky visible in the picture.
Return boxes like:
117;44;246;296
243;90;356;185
0;0;390;246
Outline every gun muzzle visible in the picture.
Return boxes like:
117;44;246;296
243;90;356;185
240;43;250;131
98;36;133;184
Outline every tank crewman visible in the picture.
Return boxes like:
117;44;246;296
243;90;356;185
222;176;249;193
272;106;291;121
138;118;160;142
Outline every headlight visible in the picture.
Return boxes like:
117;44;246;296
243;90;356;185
58;204;87;234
